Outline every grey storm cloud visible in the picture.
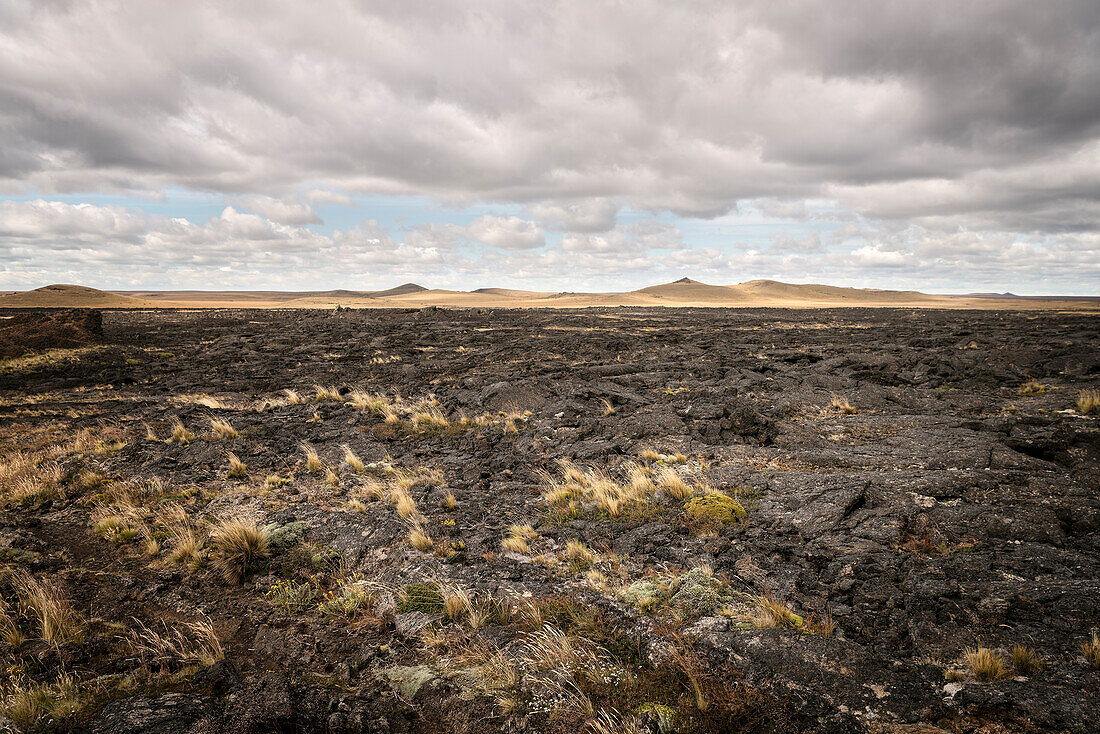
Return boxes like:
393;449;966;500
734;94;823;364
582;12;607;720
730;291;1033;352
1;0;1098;233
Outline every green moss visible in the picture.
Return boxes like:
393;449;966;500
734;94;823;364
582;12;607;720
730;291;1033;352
398;583;445;613
683;493;746;525
635;702;677;733
670;568;734;616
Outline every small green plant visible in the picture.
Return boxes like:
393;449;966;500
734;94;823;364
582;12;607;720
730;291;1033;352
398;583;445;614
318;577;374;618
266;579;316;610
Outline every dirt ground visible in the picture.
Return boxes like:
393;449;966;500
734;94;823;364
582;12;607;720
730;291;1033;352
1;307;1098;733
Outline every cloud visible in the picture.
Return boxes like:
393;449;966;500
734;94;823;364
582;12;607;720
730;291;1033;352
528;199;619;232
304;189;355;207
0;1;1096;234
466;215;545;250
230;195;322;225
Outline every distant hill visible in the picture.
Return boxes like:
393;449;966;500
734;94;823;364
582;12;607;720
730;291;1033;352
370;283;428;298
0;284;150;308
2;280;1094;310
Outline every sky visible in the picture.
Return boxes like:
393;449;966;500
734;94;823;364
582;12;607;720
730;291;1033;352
1;1;1098;294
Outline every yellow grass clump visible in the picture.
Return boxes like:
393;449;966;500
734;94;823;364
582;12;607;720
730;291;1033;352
1083;632;1100;667
207;416;238;439
1076;388;1100;415
502;524;538;554
0;451;63;508
9;571;84;645
1010;645;1043;675
561;539;598;568
210;517;269;583
341;444;366;473
408;527;434;552
654;464;691;499
300;442;324;473
391;487;419;519
313;384;342;402
347;390;391;412
830;395;856;414
225;451;248;478
167;418;194;444
965;647;1008;681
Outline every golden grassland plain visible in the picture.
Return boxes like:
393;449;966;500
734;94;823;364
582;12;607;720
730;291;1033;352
1;280;1097;311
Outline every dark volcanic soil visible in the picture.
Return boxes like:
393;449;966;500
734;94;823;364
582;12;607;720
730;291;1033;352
1;307;1098;733
0;309;103;359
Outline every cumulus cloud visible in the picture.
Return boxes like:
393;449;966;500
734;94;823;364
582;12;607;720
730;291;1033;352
0;1;1096;233
304;189;355;207
528;199;619;232
231;195;322;225
0;2;1098;292
466;215;545;250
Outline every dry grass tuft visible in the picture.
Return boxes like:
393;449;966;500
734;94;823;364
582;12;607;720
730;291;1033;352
9;571;84;645
347;390;391;412
830;395;857;414
502;524;538;554
357;477;386;502
408;526;434;552
1076;388;1100;415
562;539;598;568
0;451;63;508
965;646;1008;681
225;451;248;478
1083;632;1100;667
209;517;269;583
440;583;474;620
167;417;194;444
126;617;224;670
599;398;616;416
743;595;805;631
1010;645;1043;675
207;416;238;439
587;710;642;734
313;384;342;402
341;444;366;473
324;467;341;487
442;491;457;509
282;388;304;405
1018;380;1048;396
167;527;204;571
300;442;324;473
411;406;451;429
391;486;419;519
541;459;659;517
0;673;83;730
0;599;26;648
654;464;692;499
637;448;660;462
